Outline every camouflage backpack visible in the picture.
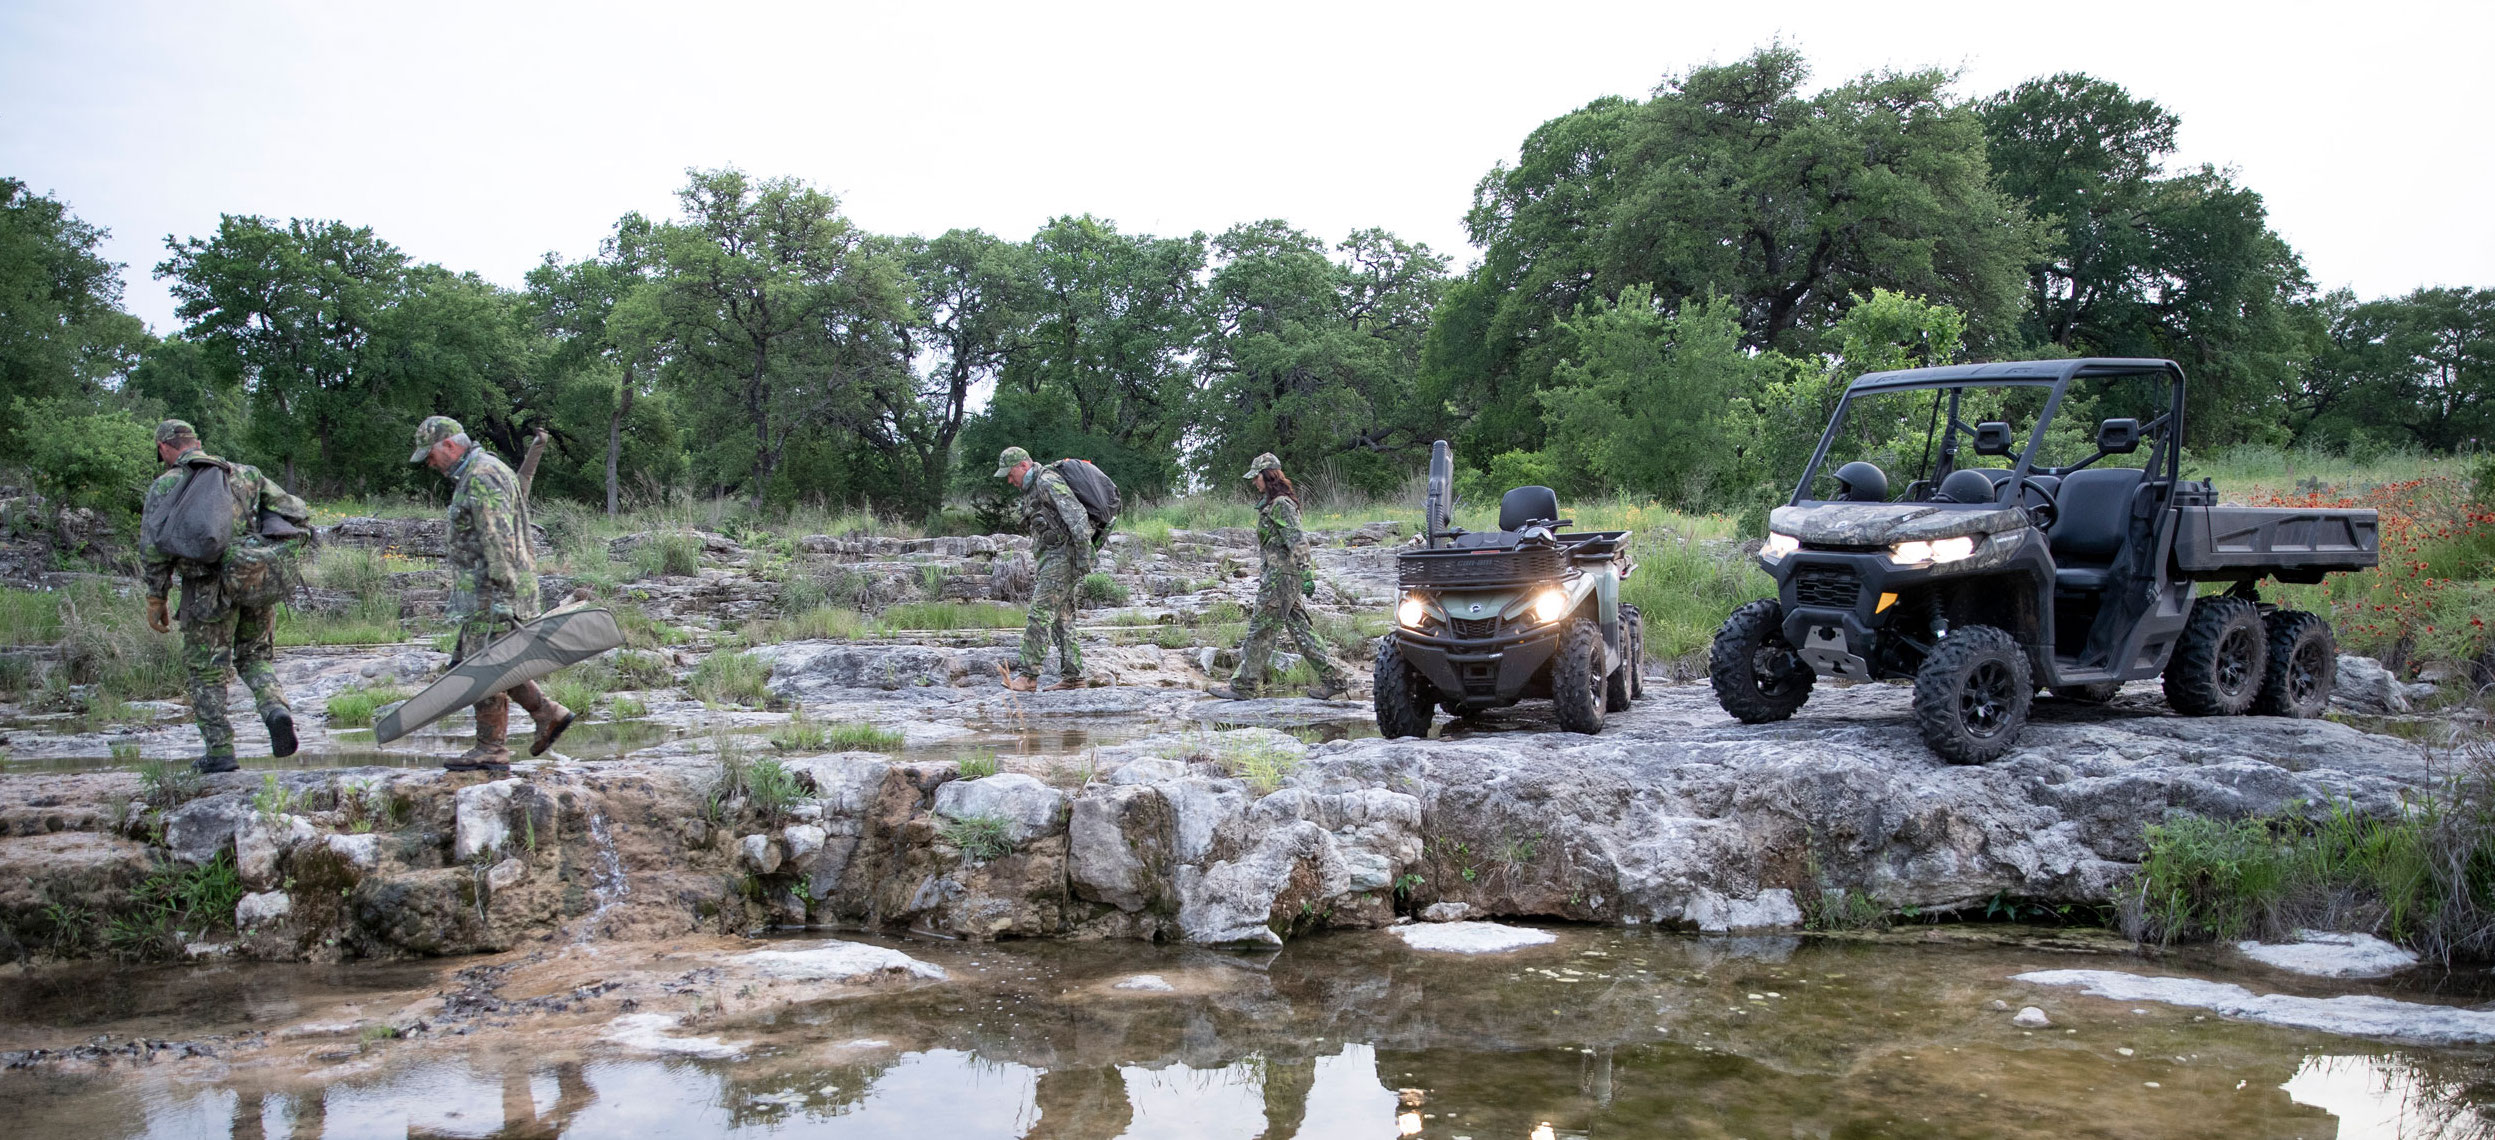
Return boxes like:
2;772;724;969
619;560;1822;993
220;509;310;608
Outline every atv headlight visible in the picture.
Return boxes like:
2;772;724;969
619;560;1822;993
1531;588;1571;624
1397;595;1429;628
1888;535;1978;566
1763;532;1799;560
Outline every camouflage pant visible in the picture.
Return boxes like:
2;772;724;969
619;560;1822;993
180;602;288;759
1016;546;1083;680
1234;571;1340;695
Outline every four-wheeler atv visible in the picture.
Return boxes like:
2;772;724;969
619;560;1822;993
1709;357;2379;763
1375;441;1643;737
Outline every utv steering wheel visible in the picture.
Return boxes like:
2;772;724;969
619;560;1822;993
2017;476;2059;531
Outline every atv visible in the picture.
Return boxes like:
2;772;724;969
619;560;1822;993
1374;441;1643;737
1710;357;2379;763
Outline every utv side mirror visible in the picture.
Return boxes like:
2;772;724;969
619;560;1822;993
2096;417;2142;454
1971;422;2015;457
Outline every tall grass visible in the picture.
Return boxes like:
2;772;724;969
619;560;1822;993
2122;745;2495;963
688;650;771;707
325;684;411;727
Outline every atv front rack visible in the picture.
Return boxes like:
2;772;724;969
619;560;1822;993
1395;530;1629;590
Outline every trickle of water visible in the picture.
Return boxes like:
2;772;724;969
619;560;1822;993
580;810;630;941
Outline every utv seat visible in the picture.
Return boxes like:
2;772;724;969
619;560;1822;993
2048;467;2146;592
1500;486;1561;531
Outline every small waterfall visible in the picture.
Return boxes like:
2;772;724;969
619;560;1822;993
579;809;630;941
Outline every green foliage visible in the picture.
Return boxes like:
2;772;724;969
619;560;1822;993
136;757;206;812
632;531;703;578
11;396;157;516
687;650;770;707
877;601;1023;631
1212;734;1300;795
1539;291;1765;502
939;814;1015;861
545;665;608;715
610;695;648;719
274;605;404;647
324;684;410;728
768;711;828;752
609;649;673;688
823;721;904;751
955;751;1000;779
0;179;148;445
1077;573;1129;606
740;756;803;824
250;773;296;822
109;851;248;960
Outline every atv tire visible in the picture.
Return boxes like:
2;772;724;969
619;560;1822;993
1373;638;1436;739
2252;610;2336;718
1554;618;1608;735
2164;595;2269;717
1913;624;2032;764
1710;599;1813;723
2050;682;2122;704
1620;602;1646;700
1604;622;1633;714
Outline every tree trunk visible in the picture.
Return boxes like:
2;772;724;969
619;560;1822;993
517;429;548;502
605;372;633;519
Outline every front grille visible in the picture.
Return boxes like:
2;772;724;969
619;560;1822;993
1399;547;1565;589
1450;617;1499;640
1792;564;1863;609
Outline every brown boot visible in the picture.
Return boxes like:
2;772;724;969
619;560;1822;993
511;681;575;757
1046;675;1086;691
449;695;514;772
1003;673;1039;693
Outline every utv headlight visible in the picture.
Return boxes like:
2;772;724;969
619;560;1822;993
1397;595;1429;628
1889;535;1978;566
1531;588;1571;624
1763;532;1800;560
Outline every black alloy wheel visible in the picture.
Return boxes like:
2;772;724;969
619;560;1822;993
1709;599;1814;723
1912;624;2033;764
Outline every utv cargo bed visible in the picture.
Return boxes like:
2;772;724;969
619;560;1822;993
2170;505;2379;580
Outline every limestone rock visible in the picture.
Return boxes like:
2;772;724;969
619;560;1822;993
1069;784;1175;913
2332;655;2413;714
487;857;528;891
2018;969;2495;1045
736;940;946;982
235;812;315;889
739;834;782;874
235;890;292;927
1177;820;1346;947
1393;921;1557;954
783;824;827;867
1113;974;1175;991
1420;901;1472;923
164;794;253;867
1684;889;1802;933
324;832;382;874
934;774;1067;846
2011;1006;2051;1028
2235;930;2420;978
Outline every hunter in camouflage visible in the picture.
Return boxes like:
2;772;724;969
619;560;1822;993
996;446;1095;691
140;419;312;772
1212;453;1345;700
412;415;573;770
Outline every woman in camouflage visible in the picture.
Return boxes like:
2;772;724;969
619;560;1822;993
1211;454;1345;700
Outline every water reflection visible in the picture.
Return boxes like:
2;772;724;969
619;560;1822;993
18;931;2495;1139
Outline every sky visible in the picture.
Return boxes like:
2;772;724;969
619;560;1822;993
4;0;2489;335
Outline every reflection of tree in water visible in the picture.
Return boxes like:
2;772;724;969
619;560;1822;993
1026;1065;1133;1139
714;1056;900;1127
400;1061;595;1139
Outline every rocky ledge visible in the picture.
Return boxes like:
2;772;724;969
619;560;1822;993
0;674;2436;963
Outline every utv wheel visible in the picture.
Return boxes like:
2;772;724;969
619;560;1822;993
1620;603;1646;700
1604;623;1633;713
2252;610;2336;718
1553;618;1608;734
1710;599;1813;723
2163;596;2269;716
1913;625;2033;764
1373;639;1436;739
2050;682;2122;704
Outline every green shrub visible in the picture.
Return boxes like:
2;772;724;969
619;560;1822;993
136;758;205;811
1079;573;1130;606
878;601;1022;631
13;397;155;516
688;650;770;707
1213;734;1299;794
825;721;905;751
742;756;803;823
940;815;1015;861
325;684;411;727
770;712;829;752
0;588;70;644
608;649;672;688
546;665;609;714
307;545;390;595
956;751;1000;778
633;531;703;578
275;605;403;647
610;695;648;719
744;605;874;643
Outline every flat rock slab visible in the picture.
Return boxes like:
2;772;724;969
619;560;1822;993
735;940;948;982
600;1012;748;1058
1112;974;1175;991
1393;921;1558;954
2016;969;2495;1045
2234;930;2420;978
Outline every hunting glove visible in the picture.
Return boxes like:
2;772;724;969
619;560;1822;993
1301;571;1316;599
145;596;170;634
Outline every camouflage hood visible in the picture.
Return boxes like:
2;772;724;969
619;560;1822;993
1769;502;2029;547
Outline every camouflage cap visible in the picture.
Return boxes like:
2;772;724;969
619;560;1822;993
153;419;199;448
992;446;1033;479
1241;452;1282;480
409;415;466;463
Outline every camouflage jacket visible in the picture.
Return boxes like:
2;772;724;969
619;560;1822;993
1256;494;1311;577
1018;465;1095;568
445;447;539;624
141;452;312;604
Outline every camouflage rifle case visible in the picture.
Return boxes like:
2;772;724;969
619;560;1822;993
374;605;627;745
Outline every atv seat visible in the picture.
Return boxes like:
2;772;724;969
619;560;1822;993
1500;486;1561;531
2048;467;2145;592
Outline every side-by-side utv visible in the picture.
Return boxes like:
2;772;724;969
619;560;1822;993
1710;357;2379;763
1374;442;1643;737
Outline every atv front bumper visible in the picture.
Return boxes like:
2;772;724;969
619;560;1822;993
1392;625;1563;708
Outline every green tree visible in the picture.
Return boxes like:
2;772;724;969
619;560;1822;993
2294;287;2495;450
858;228;1030;516
0;179;147;443
1979;73;2312;443
1196;222;1448;495
126;333;244;447
967;215;1204;498
527;213;671;516
646;168;909;509
1538;289;1763;502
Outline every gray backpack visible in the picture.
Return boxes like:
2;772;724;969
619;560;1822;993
142;457;238;565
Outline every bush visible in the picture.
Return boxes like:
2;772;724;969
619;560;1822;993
688;650;770;707
1079;573;1129;606
545;664;609;714
956;751;1000;778
13;397;156;516
609;649;673;688
940;814;1015;861
633;531;703;579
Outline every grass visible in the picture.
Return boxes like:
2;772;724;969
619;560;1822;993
823;721;904;751
545;662;611;713
1211;734;1300;794
325;684;411;727
688;650;771;707
2121;744;2495;963
103;851;248;960
878;601;1023;631
956;751;1000;778
136;757;206;812
769;711;828;751
741;601;1022;644
940;814;1015;861
275;605;404;647
1079;573;1130;606
611;694;648;718
632;531;704;579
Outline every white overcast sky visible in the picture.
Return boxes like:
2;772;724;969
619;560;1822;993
4;0;2488;335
